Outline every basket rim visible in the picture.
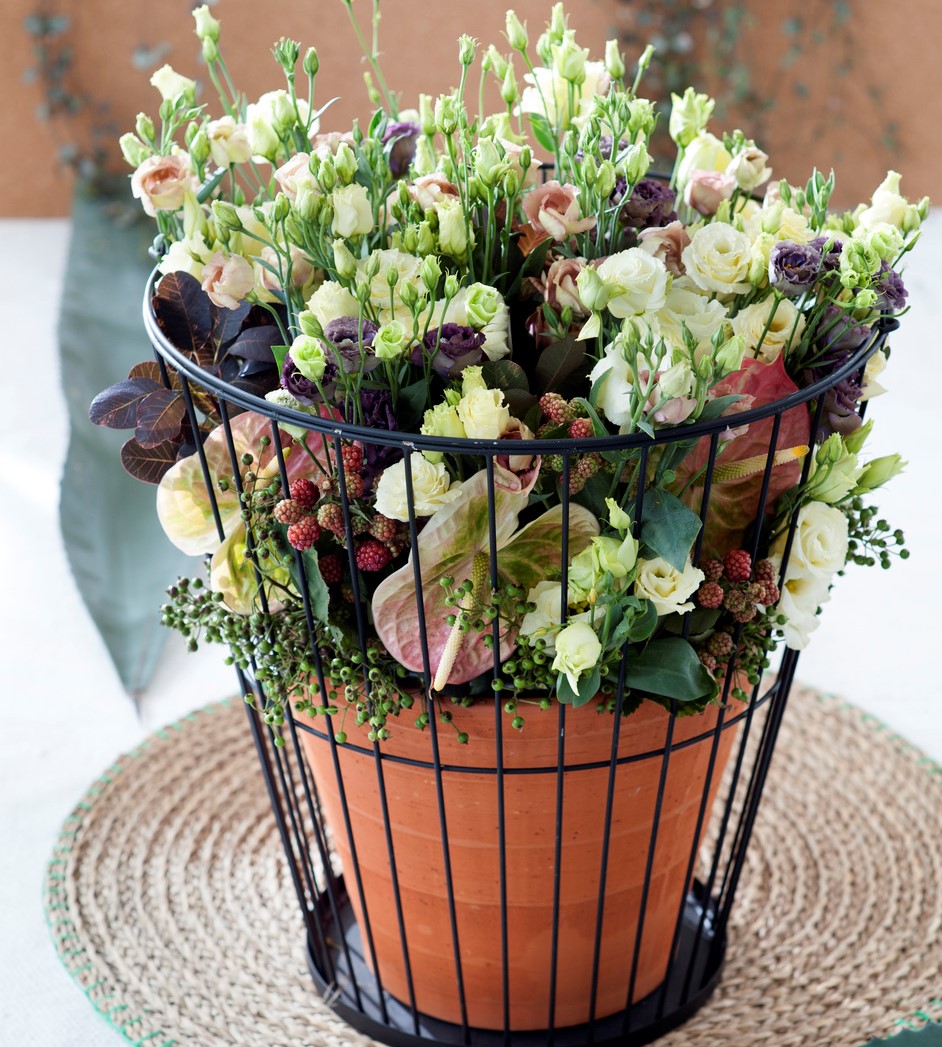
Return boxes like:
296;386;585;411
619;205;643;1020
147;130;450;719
143;266;896;455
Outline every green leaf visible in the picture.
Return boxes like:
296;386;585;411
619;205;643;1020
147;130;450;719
640;488;702;570
482;359;530;392
397;378;428;430
528;112;557;154
295;546;331;623
534;337;587;394
626;638;717;702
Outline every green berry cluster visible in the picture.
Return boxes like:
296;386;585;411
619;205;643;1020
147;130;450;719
844;497;908;570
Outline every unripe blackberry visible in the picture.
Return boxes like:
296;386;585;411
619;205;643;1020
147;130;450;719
287;517;321;550
539;392;574;426
696;580;724;609
273;498;305;525
545;453;564;472
569;418;594;439
340;443;364;473
699;651;718;673
708;631;734;658
355;539;391;572
701;558;724;583
319;554;344;585
369;513;400;543
723;587;748;613
344;473;365;499
755;558;777;584
723;549;752;583
732;604;757;624
317;502;346;536
289;477;317;508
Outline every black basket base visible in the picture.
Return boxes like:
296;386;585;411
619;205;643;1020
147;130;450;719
304;883;725;1046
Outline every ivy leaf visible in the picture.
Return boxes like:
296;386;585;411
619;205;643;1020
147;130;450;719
626;638;717;702
135;388;186;448
88;376;161;429
640;488;702;570
120;436;180;485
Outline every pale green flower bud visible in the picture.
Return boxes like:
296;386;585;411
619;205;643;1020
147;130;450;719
416;221;437;257
212;199;242;231
192;4;220;42
854;453;905;494
295;184;322;222
399;281;420;311
552;39;588;85
333;142;358;184
816;433;845;466
202;37;219;64
464;283;503;328
437;200;470;260
354;277;372;304
576;265;612;312
412;137;436;177
458;34;477;67
385;266;399;292
374;320;411;361
150;64;197;105
298;310;324;338
581;155;598;186
135;112;156;144
503;169;521;197
714;334;746;375
364;252;381;280
505;10;528;52
317;158;337;193
290;334;327;382
189;127;210;166
435;95;459;136
605;39;625;80
595;160;617;199
605;497;632;533
852;289;878;310
622;142;651;185
669;87;715;148
303;47;319;78
500;65;520;106
272;192;291;222
627;98;658;138
461;366;487;394
549;3;568;38
419;94;436;136
475;137;510;188
444;274;460;299
842;418;873;455
119;133;151;168
332;237;357;279
273;37;300;75
484;45;509;80
420;254;442;293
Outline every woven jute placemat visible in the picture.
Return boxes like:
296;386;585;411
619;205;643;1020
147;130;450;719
45;686;942;1047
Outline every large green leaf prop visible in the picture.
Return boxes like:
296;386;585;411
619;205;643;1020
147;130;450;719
672;357;809;557
372;469;599;685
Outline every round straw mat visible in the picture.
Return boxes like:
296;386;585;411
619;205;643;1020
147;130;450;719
46;686;942;1047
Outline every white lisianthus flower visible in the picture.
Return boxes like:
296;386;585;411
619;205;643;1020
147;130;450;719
306;280;360;329
206;116;253;168
456;387;510;440
657;359;696;400
682;223;753;296
634;557;705;616
518;61;610;131
860;348;888;400
373;456;463;521
288;334;327;383
653;277;728;355
331;184;374;238
568;533;639;606
676;131;732;191
745;203;812;245
588;342;639;429
726;144;771;192
551;619;603;693
520;581;567;648
855;171;910;232
158;232;215;280
773;571;832;650
149;64;197;103
774;501;849;581
131;150;198;217
597;248;669;318
373;321;411;361
730;297;806;363
437;198;471;258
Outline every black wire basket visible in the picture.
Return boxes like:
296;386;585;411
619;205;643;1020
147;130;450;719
144;275;894;1046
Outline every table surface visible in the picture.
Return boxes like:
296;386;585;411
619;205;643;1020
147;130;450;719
2;214;939;1046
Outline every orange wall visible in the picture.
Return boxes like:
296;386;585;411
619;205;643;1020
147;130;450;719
7;0;939;216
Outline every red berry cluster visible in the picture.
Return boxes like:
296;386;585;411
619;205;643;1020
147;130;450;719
695;550;780;624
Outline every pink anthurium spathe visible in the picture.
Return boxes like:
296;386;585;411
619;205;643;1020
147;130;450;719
372;468;599;688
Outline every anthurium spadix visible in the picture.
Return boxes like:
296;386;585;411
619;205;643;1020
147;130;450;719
372;468;599;689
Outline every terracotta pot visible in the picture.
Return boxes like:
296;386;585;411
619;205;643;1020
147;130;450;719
299;694;740;1030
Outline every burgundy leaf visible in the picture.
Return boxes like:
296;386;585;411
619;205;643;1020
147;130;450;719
225;325;282;362
534;337;587;394
127;360;162;382
212;299;253;350
88;377;161;429
135;388;187;448
153;271;213;359
120;436;181;485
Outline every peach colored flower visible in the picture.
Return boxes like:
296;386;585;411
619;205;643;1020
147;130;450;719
522;180;596;241
201;252;255;310
543;255;589;315
258;245;315;292
131;152;197;217
274;152;314;200
409;173;461;212
310;130;355;156
684;170;736;216
637;220;690;277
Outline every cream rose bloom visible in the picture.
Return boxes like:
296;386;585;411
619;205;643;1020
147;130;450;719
306;280;360;328
653;277;728;355
731;297;806;363
597;248;669;318
634;557;705;616
588;342;641;429
373;456;463;522
551;619;603;693
773;571;832;650
331;184;374;238
682;223;752;296
772;501;848;581
455;387;511;440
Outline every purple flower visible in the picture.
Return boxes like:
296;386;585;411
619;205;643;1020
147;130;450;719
411;323;486;378
809;235;844;274
768;241;822;295
615;178;678;230
281;352;319;404
814;304;872;355
874;262;908;313
382;120;421;178
343;387;401;485
323;316;381;375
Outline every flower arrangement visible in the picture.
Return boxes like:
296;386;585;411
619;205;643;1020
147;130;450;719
91;1;926;745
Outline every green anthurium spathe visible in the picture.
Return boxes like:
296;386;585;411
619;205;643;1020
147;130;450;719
210;526;294;614
371;468;599;689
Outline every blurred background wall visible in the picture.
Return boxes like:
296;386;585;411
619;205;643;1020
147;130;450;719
6;0;940;216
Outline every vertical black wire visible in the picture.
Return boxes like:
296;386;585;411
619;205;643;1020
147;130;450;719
334;433;420;1032
402;445;470;1041
485;454;511;1044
